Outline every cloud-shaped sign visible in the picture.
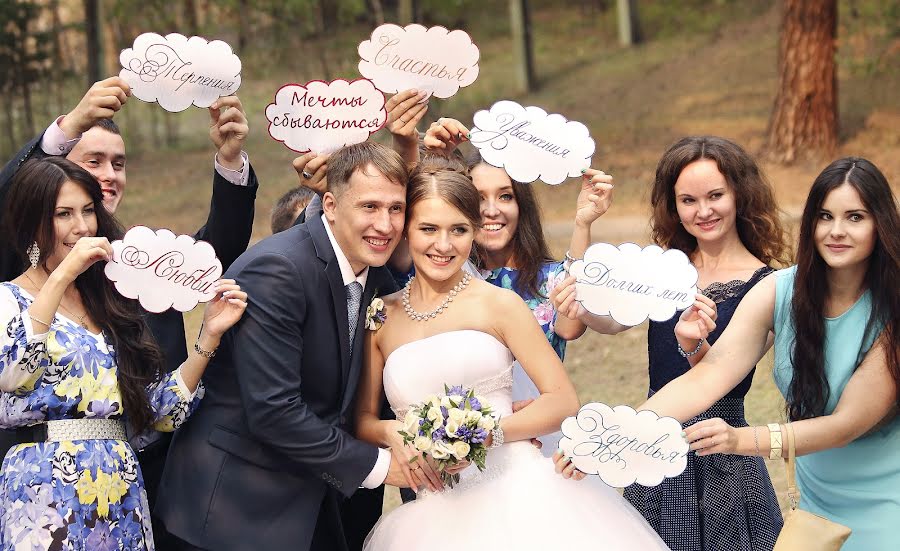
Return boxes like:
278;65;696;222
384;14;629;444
119;33;241;112
569;242;698;326
358;23;480;99
105;226;222;313
265;79;387;154
559;403;689;488
468;100;594;185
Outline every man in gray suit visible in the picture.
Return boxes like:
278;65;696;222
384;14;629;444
156;142;416;551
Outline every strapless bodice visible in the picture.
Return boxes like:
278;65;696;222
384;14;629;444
383;330;515;420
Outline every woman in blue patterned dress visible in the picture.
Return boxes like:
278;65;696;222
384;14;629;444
552;137;788;550
0;158;247;551
639;158;899;550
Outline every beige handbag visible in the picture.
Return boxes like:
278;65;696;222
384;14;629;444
773;423;851;550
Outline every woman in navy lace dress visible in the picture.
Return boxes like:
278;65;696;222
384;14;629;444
552;137;789;550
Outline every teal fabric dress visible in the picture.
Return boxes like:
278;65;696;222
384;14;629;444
773;266;899;551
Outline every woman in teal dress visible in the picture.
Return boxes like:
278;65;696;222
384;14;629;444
0;158;247;550
635;157;899;550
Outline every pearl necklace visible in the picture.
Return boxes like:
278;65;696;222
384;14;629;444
402;272;471;321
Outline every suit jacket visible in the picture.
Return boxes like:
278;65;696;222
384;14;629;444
156;213;398;551
0;131;258;465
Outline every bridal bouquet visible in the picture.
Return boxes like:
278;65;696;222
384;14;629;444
398;384;497;487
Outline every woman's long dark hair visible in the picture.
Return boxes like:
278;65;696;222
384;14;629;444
650;136;791;267
790;157;900;420
4;158;166;433
465;150;554;298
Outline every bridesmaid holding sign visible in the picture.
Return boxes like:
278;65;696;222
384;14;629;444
552;136;788;551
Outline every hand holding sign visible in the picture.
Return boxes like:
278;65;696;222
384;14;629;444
119;32;242;112
358;24;480;99
558;403;689;488
59;77;131;138
104;226;222;313
265;79;387;154
569;243;698;326
469;101;594;185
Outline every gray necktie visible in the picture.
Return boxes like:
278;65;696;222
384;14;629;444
346;281;363;353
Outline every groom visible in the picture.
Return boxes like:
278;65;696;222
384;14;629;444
156;142;413;551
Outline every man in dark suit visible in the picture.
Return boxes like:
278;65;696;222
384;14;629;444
157;141;415;551
0;76;258;546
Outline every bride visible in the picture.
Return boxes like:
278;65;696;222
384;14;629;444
356;167;670;550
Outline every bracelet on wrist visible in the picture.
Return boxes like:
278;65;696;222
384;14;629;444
194;340;217;359
677;338;705;358
752;426;761;456
563;250;580;271
488;423;504;450
767;423;783;460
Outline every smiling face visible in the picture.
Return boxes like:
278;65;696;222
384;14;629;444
66;126;127;213
407;196;476;283
673;159;738;246
471;163;519;263
814;183;877;272
323;163;406;274
46;181;98;269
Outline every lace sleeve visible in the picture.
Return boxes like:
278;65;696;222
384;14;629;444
0;285;51;393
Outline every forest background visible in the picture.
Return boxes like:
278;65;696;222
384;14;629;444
2;0;898;511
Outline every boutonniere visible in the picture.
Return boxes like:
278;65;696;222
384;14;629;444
365;296;387;331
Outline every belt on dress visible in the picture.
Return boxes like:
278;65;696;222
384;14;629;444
25;419;128;442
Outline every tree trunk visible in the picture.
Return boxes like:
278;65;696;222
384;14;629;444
398;0;418;24
83;0;104;86
237;0;249;51
764;0;838;164
509;0;536;94
617;0;641;46
368;0;385;25
19;78;34;137
184;0;200;35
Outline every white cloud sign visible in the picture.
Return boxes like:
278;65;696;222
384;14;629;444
569;242;698;327
105;226;222;313
468;100;594;185
559;403;689;488
358;23;480;99
119;32;241;112
265;79;387;154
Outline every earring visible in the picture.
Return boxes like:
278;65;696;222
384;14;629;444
26;242;39;269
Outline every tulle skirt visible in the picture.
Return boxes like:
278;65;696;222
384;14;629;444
364;442;671;550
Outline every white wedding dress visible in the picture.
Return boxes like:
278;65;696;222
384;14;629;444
364;330;670;550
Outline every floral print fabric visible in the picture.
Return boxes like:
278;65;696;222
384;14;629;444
0;283;202;551
482;262;567;359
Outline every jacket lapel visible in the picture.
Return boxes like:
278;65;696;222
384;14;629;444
340;271;389;414
308;214;351;380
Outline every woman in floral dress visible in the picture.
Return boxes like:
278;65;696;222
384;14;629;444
0;158;247;551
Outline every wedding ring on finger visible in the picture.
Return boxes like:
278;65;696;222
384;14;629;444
301;170;313;180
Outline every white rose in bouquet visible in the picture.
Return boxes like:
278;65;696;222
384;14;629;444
414;435;433;453
403;411;420;435
478;415;496;431
431;440;453;460
445;419;460;437
448;408;467;423
426;406;443;423
452;441;471;460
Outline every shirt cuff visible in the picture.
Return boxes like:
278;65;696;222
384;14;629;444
40;116;81;156
360;447;391;489
214;151;250;186
174;365;199;401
